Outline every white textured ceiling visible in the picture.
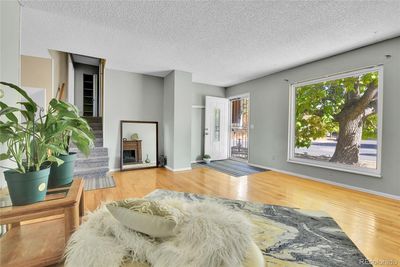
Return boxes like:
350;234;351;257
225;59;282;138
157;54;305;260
20;0;400;87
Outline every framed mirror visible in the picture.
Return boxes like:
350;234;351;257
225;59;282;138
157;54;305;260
120;121;158;170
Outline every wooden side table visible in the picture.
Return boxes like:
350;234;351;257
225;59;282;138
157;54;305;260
0;178;84;267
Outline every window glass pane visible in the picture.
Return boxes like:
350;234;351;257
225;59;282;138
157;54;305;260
214;108;221;142
292;69;380;173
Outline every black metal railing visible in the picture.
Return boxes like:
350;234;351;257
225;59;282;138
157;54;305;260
230;128;248;160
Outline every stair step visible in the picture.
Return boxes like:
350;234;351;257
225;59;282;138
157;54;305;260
89;122;102;126
70;138;103;148
90;124;102;131
94;138;103;147
93;130;102;138
83;117;102;123
74;166;109;179
75;156;109;168
71;147;108;158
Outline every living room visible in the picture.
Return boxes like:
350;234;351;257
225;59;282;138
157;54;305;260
1;1;399;267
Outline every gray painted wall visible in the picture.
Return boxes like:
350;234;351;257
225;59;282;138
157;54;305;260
191;83;225;161
164;70;193;170
226;37;400;196
74;63;99;116
192;83;225;106
104;69;164;170
163;71;175;168
162;70;193;170
173;71;193;169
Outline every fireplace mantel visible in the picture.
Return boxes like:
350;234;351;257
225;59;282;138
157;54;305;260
122;140;142;164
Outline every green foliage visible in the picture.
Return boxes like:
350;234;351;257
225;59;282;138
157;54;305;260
362;114;377;139
0;82;94;173
45;99;95;157
295;72;378;148
203;154;211;159
0;82;55;172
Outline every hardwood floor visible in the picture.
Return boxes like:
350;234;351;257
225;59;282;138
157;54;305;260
84;167;400;266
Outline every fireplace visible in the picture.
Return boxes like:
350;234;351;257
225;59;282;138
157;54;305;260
123;150;136;163
122;140;142;164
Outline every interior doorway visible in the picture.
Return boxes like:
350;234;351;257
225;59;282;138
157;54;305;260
229;95;250;162
70;53;105;118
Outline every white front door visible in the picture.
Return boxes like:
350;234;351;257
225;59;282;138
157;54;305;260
204;96;229;161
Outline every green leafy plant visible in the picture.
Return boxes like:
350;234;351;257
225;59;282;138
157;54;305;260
44;98;95;157
0;82;56;172
0;82;94;173
203;154;211;159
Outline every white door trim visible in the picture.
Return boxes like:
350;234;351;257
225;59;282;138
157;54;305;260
67;54;75;104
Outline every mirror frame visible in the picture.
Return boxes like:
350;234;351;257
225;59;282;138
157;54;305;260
120;120;159;171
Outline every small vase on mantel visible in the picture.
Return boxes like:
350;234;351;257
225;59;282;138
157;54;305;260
145;155;151;163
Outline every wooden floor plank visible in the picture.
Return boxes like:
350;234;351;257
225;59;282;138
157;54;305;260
84;167;400;266
3;167;398;266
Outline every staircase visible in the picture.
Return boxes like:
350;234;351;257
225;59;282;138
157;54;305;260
71;117;109;180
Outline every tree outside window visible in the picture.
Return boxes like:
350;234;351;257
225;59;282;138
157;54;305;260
288;67;382;176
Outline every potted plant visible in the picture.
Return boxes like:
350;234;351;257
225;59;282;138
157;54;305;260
45;99;94;188
0;82;63;205
203;154;211;164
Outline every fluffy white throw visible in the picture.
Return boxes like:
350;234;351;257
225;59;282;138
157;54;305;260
64;199;252;267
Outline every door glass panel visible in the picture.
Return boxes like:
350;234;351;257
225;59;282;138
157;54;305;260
230;97;249;161
214;108;221;142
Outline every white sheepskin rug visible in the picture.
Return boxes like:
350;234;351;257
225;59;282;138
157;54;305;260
64;199;252;267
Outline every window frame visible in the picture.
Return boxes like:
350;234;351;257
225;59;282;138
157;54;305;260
287;66;383;177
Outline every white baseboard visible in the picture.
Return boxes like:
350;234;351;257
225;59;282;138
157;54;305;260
111;166;193;172
248;163;400;201
191;160;204;163
164;165;173;171
165;165;192;172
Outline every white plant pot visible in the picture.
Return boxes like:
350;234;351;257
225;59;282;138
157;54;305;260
203;158;211;164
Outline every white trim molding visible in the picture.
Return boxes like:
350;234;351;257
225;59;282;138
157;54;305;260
192;105;205;109
164;166;192;172
288;65;383;178
248;163;400;200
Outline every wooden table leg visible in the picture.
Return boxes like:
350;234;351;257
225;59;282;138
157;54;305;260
79;189;85;217
64;205;79;244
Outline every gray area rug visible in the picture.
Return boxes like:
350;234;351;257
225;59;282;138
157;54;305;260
192;159;267;177
84;175;116;191
146;189;371;267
